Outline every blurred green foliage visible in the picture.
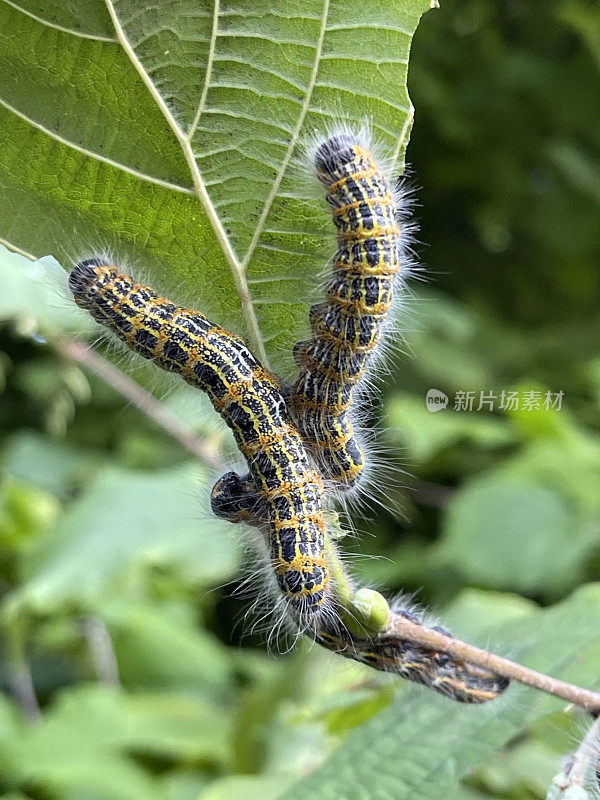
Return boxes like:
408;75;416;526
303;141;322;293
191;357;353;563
1;0;600;798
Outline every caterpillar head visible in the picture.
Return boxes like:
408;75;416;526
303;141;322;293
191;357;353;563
314;134;359;185
210;471;260;524
69;258;110;308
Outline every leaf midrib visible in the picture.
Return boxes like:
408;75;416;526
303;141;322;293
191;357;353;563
187;0;219;141
103;0;270;366
102;0;414;363
239;0;330;274
0;95;195;196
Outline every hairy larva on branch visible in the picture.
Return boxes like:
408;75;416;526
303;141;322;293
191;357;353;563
68;259;332;629
292;131;410;493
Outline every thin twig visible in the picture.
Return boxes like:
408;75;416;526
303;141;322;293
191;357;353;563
80;616;121;687
8;662;41;721
388;614;600;713
56;339;223;471
6;643;41;721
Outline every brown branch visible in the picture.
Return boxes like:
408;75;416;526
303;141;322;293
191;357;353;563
56;339;223;471
388;613;600;713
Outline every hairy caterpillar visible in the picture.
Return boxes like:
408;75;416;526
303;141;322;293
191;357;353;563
67;257;508;704
68;259;330;625
292;132;406;491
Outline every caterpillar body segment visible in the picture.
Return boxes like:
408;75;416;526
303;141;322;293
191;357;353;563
315;627;509;704
292;133;404;491
69;260;330;623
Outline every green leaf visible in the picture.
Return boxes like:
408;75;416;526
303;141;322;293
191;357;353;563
5;0;116;39
100;599;233;695
160;771;209;800
386;392;514;463
277;584;600;800
0;794;33;800
476;740;563;798
118;691;232;764
0;685;232;799
435;478;590;595
0;245;94;337
498;434;600;517
302;685;395;735
431;415;600;596
0;690;25;745
0;477;60;552
199;775;291;800
2;429;94;497
0;0;430;369
4;465;239;615
0;686;158;800
398;293;496;390
443;588;537;638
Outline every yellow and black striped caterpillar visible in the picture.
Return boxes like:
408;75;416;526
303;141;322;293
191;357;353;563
67;140;509;703
69;260;330;624
292;133;404;491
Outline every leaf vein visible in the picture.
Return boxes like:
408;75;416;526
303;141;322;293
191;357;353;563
0;0;117;42
240;0;331;270
0;235;36;260
0;96;195;195
103;0;269;366
187;0;220;140
392;102;415;169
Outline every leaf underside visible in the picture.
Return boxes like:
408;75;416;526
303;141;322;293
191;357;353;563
0;0;430;371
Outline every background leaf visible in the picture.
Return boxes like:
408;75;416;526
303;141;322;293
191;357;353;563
6;465;239;614
0;246;94;338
